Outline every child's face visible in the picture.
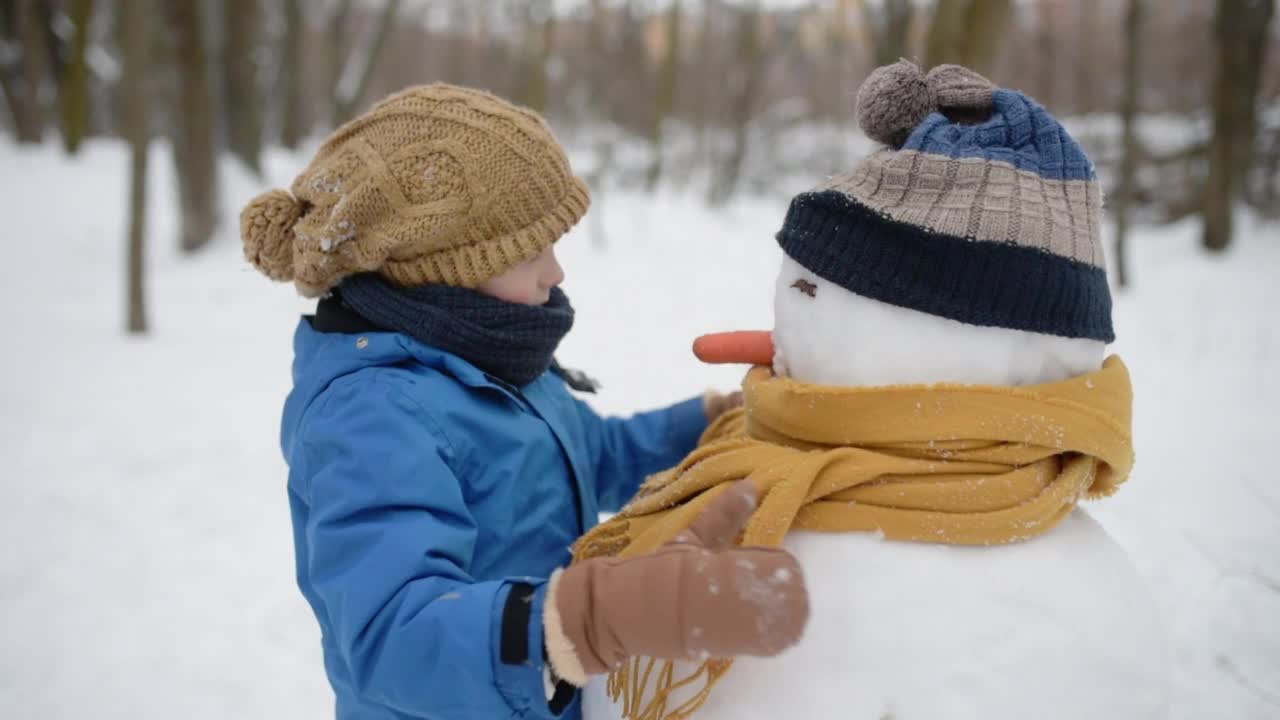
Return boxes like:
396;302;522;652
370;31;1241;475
477;247;565;306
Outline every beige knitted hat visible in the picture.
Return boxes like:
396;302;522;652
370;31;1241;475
240;84;591;296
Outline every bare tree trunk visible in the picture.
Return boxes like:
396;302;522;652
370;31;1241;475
538;5;556;115
647;0;681;190
1113;0;1144;289
441;0;468;84
120;0;150;333
223;0;263;174
709;3;762;205
815;0;852;124
13;0;63;138
926;0;1013;75
1;0;49;142
1252;126;1280;213
585;0;608;114
1075;0;1098;115
516;0;554;115
0;3;16;136
693;0;715;165
869;0;914;68
333;0;402;124
326;0;352;130
1173;4;1204;115
57;0;92;153
279;0;305;148
1202;0;1275;252
468;1;492;90
1035;0;1057;108
962;0;1013;75
614;1;649;131
166;1;219;254
925;0;968;70
32;0;61;85
808;3;835;123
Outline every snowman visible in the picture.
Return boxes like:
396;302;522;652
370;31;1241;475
578;62;1167;720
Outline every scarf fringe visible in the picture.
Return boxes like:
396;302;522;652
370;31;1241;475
606;657;731;720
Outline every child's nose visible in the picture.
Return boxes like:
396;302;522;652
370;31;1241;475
544;250;565;288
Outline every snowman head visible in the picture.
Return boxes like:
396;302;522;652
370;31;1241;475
770;61;1112;388
773;255;1104;387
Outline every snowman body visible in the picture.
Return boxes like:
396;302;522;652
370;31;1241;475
582;259;1168;720
585;516;1167;720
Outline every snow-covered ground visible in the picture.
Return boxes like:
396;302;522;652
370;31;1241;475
1;139;1277;719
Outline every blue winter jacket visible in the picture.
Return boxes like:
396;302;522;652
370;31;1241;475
280;315;708;720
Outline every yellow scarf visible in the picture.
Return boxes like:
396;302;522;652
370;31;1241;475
573;356;1134;720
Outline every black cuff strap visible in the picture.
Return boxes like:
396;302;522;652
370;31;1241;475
500;582;536;665
544;642;577;715
501;582;579;714
548;676;575;715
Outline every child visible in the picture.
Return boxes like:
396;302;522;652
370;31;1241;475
240;84;808;720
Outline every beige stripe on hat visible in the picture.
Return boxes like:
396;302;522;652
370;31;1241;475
825;149;1104;268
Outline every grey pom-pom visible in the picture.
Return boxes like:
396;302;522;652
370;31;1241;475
856;60;935;147
927;64;995;115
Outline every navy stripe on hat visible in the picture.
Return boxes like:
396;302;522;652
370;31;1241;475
775;190;1115;342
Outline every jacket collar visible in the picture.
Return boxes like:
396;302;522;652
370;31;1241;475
293;314;502;399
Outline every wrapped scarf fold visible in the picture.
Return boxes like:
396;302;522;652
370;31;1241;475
337;273;575;387
573;356;1134;720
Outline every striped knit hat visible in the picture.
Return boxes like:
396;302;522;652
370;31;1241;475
776;60;1113;342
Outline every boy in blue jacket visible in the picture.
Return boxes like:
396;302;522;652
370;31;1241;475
240;85;808;720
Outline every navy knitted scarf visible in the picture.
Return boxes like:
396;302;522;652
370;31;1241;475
337;273;575;387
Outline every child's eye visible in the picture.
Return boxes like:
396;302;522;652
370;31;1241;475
790;278;817;298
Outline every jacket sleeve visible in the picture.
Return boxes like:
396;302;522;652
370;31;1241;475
573;395;708;513
298;376;566;718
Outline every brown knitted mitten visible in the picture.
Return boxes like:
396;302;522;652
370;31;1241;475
544;481;809;686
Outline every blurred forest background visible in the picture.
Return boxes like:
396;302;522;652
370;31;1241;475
2;6;1278;716
1;0;1277;332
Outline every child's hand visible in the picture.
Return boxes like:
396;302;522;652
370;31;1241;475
543;480;810;685
703;390;744;423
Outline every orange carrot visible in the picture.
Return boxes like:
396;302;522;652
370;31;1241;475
692;331;774;366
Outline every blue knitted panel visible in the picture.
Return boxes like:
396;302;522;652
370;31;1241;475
901;90;1096;182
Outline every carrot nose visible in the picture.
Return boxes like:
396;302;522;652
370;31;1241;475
692;331;775;366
